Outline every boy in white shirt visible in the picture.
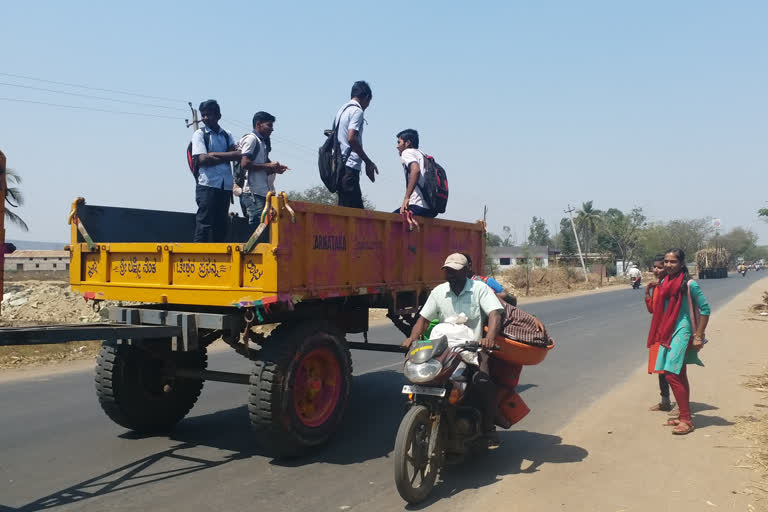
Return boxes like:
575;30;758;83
395;129;437;218
233;111;289;230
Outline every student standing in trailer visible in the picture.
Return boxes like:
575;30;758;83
191;100;240;242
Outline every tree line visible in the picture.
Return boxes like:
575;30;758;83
487;201;768;268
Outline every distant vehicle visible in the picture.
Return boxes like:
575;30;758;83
696;247;729;279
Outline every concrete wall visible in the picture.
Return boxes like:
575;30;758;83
4;257;69;272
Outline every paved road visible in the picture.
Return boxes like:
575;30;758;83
1;272;765;512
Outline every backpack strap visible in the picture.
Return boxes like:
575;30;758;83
202;129;211;153
334;103;362;164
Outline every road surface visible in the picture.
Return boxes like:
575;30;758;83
1;272;763;511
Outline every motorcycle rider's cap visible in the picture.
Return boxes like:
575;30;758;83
442;253;468;270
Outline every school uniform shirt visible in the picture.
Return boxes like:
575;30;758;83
334;100;364;171
401;148;430;209
191;126;235;189
239;132;275;197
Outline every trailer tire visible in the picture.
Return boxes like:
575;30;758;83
95;341;207;433
248;323;352;458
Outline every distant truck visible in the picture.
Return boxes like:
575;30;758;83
696;247;730;279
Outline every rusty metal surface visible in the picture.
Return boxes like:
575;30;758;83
0;323;181;345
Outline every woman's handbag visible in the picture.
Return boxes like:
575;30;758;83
687;281;708;346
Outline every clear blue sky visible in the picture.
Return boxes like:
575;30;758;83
2;1;766;244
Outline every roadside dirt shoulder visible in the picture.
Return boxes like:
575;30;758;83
469;276;768;512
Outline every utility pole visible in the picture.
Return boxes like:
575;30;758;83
185;102;200;131
566;205;589;282
0;149;6;313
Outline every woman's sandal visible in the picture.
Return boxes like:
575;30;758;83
664;418;681;426
672;421;695;435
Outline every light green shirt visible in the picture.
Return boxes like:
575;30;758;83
420;278;504;340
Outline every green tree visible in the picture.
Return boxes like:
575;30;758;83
486;232;503;247
599;207;646;267
637;218;712;266
4;168;28;232
575;201;601;253
721;227;758;262
556;217;577;254
759;206;768;220
502;225;514;247
286;185;375;210
527;216;552;246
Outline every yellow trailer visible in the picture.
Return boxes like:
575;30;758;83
62;195;486;456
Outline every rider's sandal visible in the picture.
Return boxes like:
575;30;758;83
672;421;695;435
485;430;501;448
650;402;673;412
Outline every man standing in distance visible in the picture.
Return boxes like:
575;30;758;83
334;81;378;208
191;100;240;242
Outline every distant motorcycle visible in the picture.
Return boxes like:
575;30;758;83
631;276;641;289
739;268;747;277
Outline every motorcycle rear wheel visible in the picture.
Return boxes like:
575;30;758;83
394;405;442;505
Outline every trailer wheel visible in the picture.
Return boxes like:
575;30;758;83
95;341;207;433
248;323;352;457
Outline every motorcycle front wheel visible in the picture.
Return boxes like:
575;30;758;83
394;405;442;505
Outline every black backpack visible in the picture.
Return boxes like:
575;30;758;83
415;152;449;214
318;103;359;193
186;129;233;182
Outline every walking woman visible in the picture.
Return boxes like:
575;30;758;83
645;254;673;412
647;248;710;435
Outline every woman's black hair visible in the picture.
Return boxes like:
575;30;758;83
665;248;690;293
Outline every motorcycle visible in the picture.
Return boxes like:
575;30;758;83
631;276;641;289
394;337;496;504
739;268;747;277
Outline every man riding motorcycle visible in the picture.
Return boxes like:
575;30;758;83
628;264;642;288
402;253;504;441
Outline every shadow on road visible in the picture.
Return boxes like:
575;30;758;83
2;369;576;511
2;370;407;511
407;430;589;510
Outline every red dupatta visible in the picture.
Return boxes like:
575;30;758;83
646;272;684;349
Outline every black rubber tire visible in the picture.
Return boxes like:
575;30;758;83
394;405;442;505
95;341;207;433
248;323;352;458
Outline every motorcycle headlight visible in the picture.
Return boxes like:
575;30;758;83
404;360;443;383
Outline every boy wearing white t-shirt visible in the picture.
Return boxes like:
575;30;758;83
395;129;437;218
233;111;289;230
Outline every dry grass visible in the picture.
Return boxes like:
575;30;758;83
734;371;768;483
494;266;631;297
0;340;102;370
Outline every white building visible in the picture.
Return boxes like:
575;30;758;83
3;250;70;272
488;246;550;268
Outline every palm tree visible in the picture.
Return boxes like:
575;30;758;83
4;168;29;232
575;200;600;253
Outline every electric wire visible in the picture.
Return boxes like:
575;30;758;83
0;71;186;104
0;97;182;120
0;81;187;111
